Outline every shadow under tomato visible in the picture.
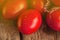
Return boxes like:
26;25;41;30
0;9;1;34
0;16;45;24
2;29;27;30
41;10;57;35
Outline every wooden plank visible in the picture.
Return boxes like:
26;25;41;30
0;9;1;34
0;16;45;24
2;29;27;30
0;18;20;40
22;29;41;40
56;32;60;40
22;23;57;40
41;23;57;40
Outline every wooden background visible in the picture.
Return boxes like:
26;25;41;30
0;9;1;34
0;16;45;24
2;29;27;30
0;17;60;40
0;10;60;40
0;0;60;40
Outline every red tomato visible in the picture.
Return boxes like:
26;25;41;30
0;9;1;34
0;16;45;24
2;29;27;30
17;9;42;34
46;9;60;31
30;0;44;11
2;0;27;19
51;0;60;6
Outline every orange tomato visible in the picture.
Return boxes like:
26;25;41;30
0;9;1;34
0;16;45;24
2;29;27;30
2;0;27;19
0;0;4;3
51;0;60;6
0;0;5;5
30;0;44;11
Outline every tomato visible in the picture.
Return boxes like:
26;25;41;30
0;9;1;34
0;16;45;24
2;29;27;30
51;0;60;6
17;9;42;34
2;0;27;19
0;0;5;6
0;0;4;4
30;0;44;11
46;9;60;31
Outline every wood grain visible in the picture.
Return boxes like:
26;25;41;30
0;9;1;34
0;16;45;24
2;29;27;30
0;0;60;40
0;18;20;40
22;22;57;40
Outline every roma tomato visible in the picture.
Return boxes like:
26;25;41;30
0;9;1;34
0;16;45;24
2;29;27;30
2;0;27;19
17;9;42;34
46;9;60;31
30;0;44;11
51;0;60;6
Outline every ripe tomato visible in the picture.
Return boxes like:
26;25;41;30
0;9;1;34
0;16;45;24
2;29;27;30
30;0;44;11
51;0;60;6
0;0;5;5
17;9;42;34
46;9;60;31
2;0;27;19
0;0;4;4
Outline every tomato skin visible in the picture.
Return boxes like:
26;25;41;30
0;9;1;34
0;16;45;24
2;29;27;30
17;9;42;34
0;0;4;4
2;0;27;19
51;0;60;6
30;0;44;11
0;0;5;6
46;9;60;31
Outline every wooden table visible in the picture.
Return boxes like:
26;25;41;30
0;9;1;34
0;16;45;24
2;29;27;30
0;11;60;40
0;0;60;40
